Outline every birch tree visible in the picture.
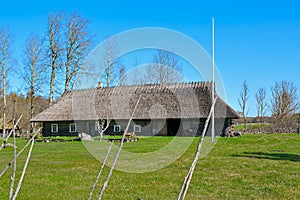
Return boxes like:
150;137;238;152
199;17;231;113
0;27;13;137
47;12;64;106
101;37;120;87
22;34;44;122
64;12;91;93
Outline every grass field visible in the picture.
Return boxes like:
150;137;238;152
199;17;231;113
234;123;273;131
0;134;299;199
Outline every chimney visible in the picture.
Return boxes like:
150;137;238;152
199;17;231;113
97;82;103;88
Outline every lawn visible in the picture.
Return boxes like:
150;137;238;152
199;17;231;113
0;134;299;199
234;123;273;131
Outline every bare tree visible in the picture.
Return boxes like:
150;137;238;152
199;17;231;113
0;27;13;137
64;12;91;93
238;80;250;130
120;58;146;86
118;66;125;86
255;87;267;127
22;34;44;123
46;12;64;106
96;118;111;140
271;81;299;125
147;49;183;84
101;37;120;87
131;57;144;85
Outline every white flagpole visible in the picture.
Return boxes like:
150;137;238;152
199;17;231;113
212;17;215;143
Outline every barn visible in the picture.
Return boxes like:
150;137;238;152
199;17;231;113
30;82;239;137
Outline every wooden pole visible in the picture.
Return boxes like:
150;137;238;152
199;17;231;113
98;95;142;199
88;141;114;200
9;110;17;199
178;97;218;200
211;17;215;143
11;134;35;200
0;128;40;179
0;115;23;152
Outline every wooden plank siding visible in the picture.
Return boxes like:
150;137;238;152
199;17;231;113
43;121;77;137
104;118;230;137
42;118;230;137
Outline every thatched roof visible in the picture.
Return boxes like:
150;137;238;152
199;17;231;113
31;82;239;122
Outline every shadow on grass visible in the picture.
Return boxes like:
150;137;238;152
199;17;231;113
233;151;300;162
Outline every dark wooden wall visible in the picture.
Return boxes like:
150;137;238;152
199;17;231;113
42;118;231;137
43;121;77;137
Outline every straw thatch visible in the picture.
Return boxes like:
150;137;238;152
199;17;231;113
31;82;239;122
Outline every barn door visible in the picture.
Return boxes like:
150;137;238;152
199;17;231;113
167;118;181;136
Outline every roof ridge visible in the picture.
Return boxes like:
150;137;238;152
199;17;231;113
97;81;211;90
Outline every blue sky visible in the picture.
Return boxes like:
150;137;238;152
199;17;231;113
1;0;300;116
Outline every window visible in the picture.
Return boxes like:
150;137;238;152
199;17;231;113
69;123;77;132
51;124;58;133
114;125;121;132
134;125;141;133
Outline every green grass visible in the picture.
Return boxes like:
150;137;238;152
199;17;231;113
234;123;273;131
0;134;299;199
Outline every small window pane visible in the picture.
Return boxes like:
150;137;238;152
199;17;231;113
114;125;121;132
51;124;58;133
69;123;76;132
134;125;141;132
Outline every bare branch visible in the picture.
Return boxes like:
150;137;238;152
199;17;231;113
47;12;64;105
145;49;183;84
22;34;45;124
96;116;111;140
64;12;91;92
238;80;250;130
101;37;120;87
0;26;13;137
255;87;267;129
271;81;300;125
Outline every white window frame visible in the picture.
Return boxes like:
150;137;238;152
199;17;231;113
69;123;77;133
114;125;121;132
134;125;141;133
51;123;58;133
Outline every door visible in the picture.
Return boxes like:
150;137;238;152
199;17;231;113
167;118;181;136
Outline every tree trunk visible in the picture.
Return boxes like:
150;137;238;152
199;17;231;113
106;59;110;87
2;69;6;137
65;58;70;93
49;63;55;106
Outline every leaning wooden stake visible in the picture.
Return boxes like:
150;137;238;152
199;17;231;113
98;95;142;200
178;97;218;200
0;129;40;179
11;132;35;200
0;115;23;152
9;122;17;199
88;141;114;200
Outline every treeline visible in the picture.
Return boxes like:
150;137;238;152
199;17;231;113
0;93;48;131
238;80;300;133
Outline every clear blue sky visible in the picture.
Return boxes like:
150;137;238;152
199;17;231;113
1;0;300;116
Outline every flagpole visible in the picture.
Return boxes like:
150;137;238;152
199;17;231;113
212;17;215;143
